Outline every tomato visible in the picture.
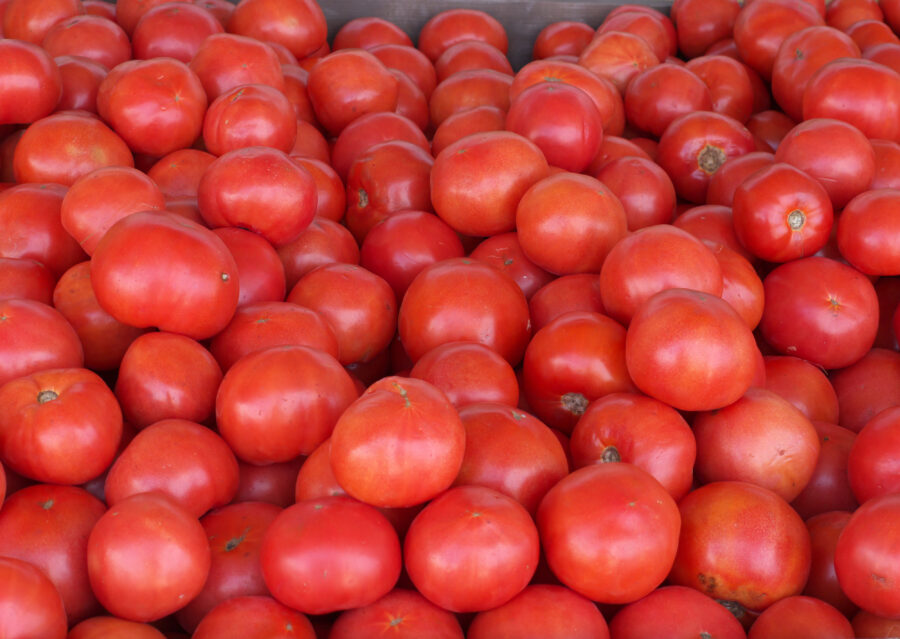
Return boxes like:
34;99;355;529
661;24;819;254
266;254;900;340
686;55;755;123
131;2;223;62
803;58;900;142
852;610;900;637
835;492;900;617
227;0;325;59
91;211;240;340
370;43;437;100
0;40;62;125
838;189;900;276
175;501;281;632
761;356;837;423
759;256;878;370
0;257;54;304
734;0;824;80
202;83;296;156
216;345;357;464
192;596;315;639
506;81;603;173
147;149;215;199
538;463;680;604
516;172;627;275
87;492;210;622
2;0;81;44
435;39;512;81
276;218;360;291
748;596;853;639
13;112;134;185
0;367;121;485
657;111;756;203
609;585;747;639
706;151;774;208
827;0;884;29
533;21;594;59
625;64;712;137
330;111;428;182
409;342;518;408
417;8;508;61
846;405;900;504
674;0;741;59
68;617;166;639
469;585;609;639
189;33;284;101
578;31;660;94
669;481;811;612
330;588;463;639
288;158;343;222
0;299;84;387
212;228;285;306
234;457;303;508
333;16;412;50
528;274;604;332
42;14;130;70
55;55;106;113
599;9;675;62
261;496;401;614
626;288;758;412
197;146;317;247
0;556;67;639
429;68;512;126
0;485;105;623
405;485;539;612
114;0;186;36
802;511;858;618
747;109;797;152
830;348;900;432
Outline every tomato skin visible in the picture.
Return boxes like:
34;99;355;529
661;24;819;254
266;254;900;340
0;367;121;485
132;2;223;63
759;256;878;370
686;54;755;123
0;40;62;125
706;151;775;207
42;14;131;71
429;68;512;127
189;32;284;101
533;21;594;59
192;595;315;639
669;481;811;612
405;485;539;612
410;342;518;409
733;0;825;80
835;492;900;618
851;610;900;637
747;596;853;639
763;356;838;423
202;83;296;156
0;485;105;623
175;501;281;632
657;111;756;203
91;211;240;340
847;406;900;504
226;0;326;60
595;155;677;231
538;463;680;604
609;585;747;639
838;189;900;276
435;39;513;81
599;9;675;62
261;496;401;615
216;345;358;464
0;556;67;639
578;30;660;94
626;288;758;412
0;258;54;304
276;218;360;291
417;8;508;62
529;273;604;332
747;109;796;152
625;64;713;138
830;348;900;432
87;492;210;622
330;588;463;639
2;0;82;44
333;16;412;50
68;617;166;639
803;511;858;618
331;111;428;182
212;228;285;307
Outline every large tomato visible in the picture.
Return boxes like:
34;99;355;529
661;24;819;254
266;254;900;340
227;0;326;59
0;556;67;639
0;39;62;124
838;188;900;276
202;83;296;156
131;2;224;62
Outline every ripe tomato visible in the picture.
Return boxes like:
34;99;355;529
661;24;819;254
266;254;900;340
803;511;858;617
609;585;747;639
276;218;360;291
212;228;286;306
838;189;900;276
733;0;824;80
435;40;512;81
87;492;210;622
405;485;539;612
0;258;54;305
0;40;62;125
578;31;660;94
192;596;315;639
261;496;401;614
669;481;811;612
330;588;463;639
409;342;518;408
673;0;741;58
685;54;755;123
538;463;680;604
0;299;84;387
0;556;67;639
532;21;594;59
54;55;106;113
0;367;122;485
599;9;675;62
595;155;677;231
227;0;326;59
2;0;81;44
189;33;284;101
131;2;223;62
202;83;296;156
625;64;713;137
417;8;508;61
42;14;131;70
68;617;166;639
528;273;604;332
429;68;512;126
830;348;900;432
370;43;437;100
706;151;775;207
333;16;412;50
847;406;900;504
763;355;838;423
748;596;853;639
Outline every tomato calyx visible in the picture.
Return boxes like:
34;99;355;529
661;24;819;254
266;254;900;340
600;445;621;463
698;145;727;175
787;209;806;231
561;391;588;416
37;390;58;404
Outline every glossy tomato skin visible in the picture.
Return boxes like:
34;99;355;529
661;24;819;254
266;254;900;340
189;32;284;101
131;2;224;63
417;8;508;61
234;457;303;508
333;16;412;50
0;367;121;485
290;157;345;222
570;392;695;501
87;492;210;622
147;149;216;199
669;481;811;612
405;485;539;612
261;496;401;615
538;463;680;604
626;289;758;412
192;595;315;639
578;31;660;94
835;493;900;618
330;588;463;639
0;40;62;125
331;110;428;181
763;355;838;423
847;406;900;504
91;211;240;340
529;273;604;332
409;341;518;408
609;585;747;639
175;501;281;632
759;257;878;370
0;556;67;639
533;21;594;59
791;421;858;518
0;485;106;623
733;0;825;80
215;345;358;464
41;14;131;71
202;83;296;156
227;0;325;59
212;227;286;306
399;257;532;365
838;189;900;276
747;596;853;639
595;155;677;230
277;218;360;291
803;511;858;618
54;55;106;113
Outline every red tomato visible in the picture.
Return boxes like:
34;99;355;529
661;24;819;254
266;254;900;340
0;258;54;304
131;2;223;62
747;109;797;152
0;485;105;623
528;274;604;332
409;342;518;408
830;348;900;432
733;0;824;80
599;9;675;62
626;288;758;412
473;233;555;300
289;157;344;222
685;54;755;123
435;40;513;81
570;392;695;500
506;81;603;173
803;511;858;617
68;617;166;639
189;33;284;101
227;0;326;60
332;16;412;50
114;0;188;36
86;492;210;622
329;376;465;508
847;18;899;53
276;218;360;291
431;105;504;156
708;242;765;330
748;596;853;639
790;421;858;518
330;588;463;639
851;610;900;637
0;556;67;639
847;406;900;503
202;83;296;156
54;55;106;113
192;596;315;639
175;501;281;632
469;584;609;639
0;40;61;124
672;205;750;262
532;21;594;59
835;493;900;617
706;151;774;207
625;64;712;137
669;481;811;612
91;211;240;340
405;485;539;612
759;256;878;370
428;68;512;126
763;355;839;423
216;345;357;464
13;112;133;186
60;166;166;256
42;15;130;70
233;457;303;508
0;299;83;387
212;228;285;306
0;367;121;485
2;0;81;44
147;149;215;200
417;8;508;61
838;189;900;276
197;146;317;247
538;463;680;604
208;301;338;372
608;585;747;639
369;43;437;100
330;111;428;182
261;496;401;614
597;157;677;232
872;140;900;190
578;31;660;94
827;0;884;29
657;110;756;203
673;0;741;58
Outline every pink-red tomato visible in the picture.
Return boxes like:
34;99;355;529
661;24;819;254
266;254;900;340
409;342;518;409
830;348;900;432
528;274;605;332
625;63;713;137
212;227;286;307
0;556;67;639
189;32;284;101
609;585;747;639
804;511;858;618
0;258;54;304
202;83;296;156
417;8;508;62
792;421;859;519
332;16;412;50
763;355;839;423
838;189;900;276
595;155;677;230
227;0;326;60
0;40;62;125
67;617;166;639
131;2;223;62
747;596;853;639
847;406;900;504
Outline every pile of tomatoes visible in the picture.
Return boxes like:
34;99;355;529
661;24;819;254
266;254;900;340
2;0;900;636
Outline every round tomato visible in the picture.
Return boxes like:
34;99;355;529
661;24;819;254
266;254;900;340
131;2;224;62
202;83;296;156
227;0;326;59
192;595;315;639
330;588;463;639
0;39;62;124
609;585;747;639
409;342;518;408
0;556;67;639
